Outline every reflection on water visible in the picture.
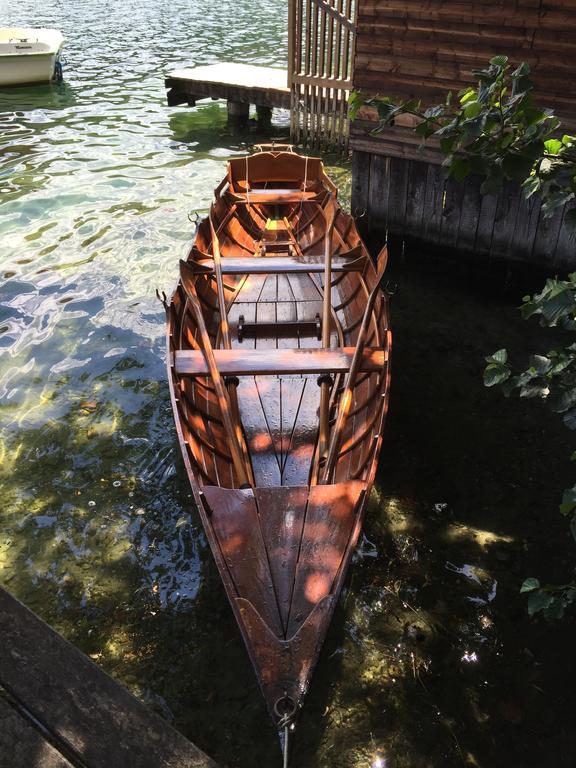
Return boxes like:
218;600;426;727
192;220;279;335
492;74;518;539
1;0;576;766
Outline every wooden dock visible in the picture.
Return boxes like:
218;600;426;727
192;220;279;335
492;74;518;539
165;63;290;123
0;587;218;768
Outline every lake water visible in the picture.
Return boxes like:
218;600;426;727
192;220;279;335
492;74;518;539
1;1;576;766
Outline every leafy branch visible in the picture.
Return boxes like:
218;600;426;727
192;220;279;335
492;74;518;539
349;56;576;227
484;275;576;620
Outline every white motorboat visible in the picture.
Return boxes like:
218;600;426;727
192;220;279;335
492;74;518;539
0;28;64;86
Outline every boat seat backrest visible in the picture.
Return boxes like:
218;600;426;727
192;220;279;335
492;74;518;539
228;153;323;189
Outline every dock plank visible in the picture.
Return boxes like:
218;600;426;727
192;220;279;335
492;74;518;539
165;63;290;109
0;588;218;768
0;697;74;768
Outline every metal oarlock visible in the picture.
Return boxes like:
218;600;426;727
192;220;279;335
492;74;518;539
155;288;168;308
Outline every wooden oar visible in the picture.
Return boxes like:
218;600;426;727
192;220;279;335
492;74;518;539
321;247;389;485
315;197;338;480
179;265;251;488
209;216;255;486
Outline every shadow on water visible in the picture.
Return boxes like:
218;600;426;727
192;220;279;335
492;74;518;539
0;82;78;112
288;262;576;768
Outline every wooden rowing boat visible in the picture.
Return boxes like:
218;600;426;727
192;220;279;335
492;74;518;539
164;146;391;760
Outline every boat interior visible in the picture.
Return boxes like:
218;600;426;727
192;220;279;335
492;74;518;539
167;150;391;492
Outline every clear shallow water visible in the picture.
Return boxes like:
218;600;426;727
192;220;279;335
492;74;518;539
2;2;576;767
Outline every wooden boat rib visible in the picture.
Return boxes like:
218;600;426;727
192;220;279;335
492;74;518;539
165;147;391;755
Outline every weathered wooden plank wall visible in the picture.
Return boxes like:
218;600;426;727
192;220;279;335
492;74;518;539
350;0;576;268
351;151;576;270
354;0;576;130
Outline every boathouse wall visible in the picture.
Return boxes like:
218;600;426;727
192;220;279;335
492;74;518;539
350;0;576;268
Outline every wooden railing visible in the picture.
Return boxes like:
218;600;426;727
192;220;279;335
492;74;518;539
288;0;356;151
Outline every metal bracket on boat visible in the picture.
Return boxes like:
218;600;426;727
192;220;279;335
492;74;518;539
155;288;168;309
187;210;201;226
317;373;334;388
352;207;367;219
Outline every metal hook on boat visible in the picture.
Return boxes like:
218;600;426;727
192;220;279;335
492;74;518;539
187;210;200;226
274;694;297;727
353;207;367;219
384;280;398;297
275;695;297;768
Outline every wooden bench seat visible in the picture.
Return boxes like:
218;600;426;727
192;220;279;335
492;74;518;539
188;250;365;275
174;347;386;377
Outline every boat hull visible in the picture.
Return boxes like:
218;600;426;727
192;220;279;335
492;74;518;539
0;28;64;85
165;149;391;736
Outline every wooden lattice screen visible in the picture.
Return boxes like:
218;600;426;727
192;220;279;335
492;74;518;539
288;0;356;151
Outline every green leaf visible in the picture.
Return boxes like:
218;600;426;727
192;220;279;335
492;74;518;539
527;589;553;616
489;348;508;364
424;104;445;119
376;101;398;122
415;121;434;139
451;156;470;182
483;362;511;387
544;598;566;620
490;55;509;68
512;62;531;79
520;577;540;593
463;101;482;119
502;153;536;181
440;137;456;154
522;174;542;199
544;138;563;155
530;354;551;374
460;89;477;105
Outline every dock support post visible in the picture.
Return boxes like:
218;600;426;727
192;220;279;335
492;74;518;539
256;105;273;127
227;100;250;125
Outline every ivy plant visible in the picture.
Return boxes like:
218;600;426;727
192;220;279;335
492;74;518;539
484;274;576;619
349;56;576;227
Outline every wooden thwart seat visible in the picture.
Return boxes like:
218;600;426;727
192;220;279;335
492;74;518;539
174;346;386;377
188;249;365;276
230;189;321;204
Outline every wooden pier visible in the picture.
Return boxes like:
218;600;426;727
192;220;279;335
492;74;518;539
0;587;218;768
165;63;290;123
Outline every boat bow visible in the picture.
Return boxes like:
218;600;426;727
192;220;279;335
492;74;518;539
200;480;366;726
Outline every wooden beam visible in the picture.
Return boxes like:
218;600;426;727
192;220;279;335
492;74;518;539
174;347;387;377
189;251;365;275
0;588;218;768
